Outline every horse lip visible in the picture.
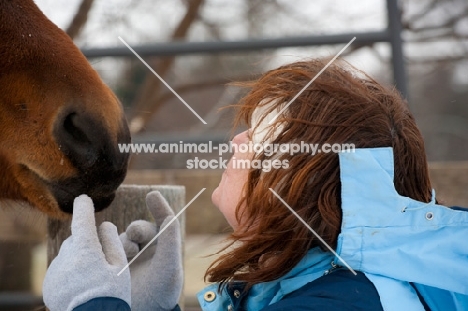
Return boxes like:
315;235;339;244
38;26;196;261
19;163;122;215
48;181;116;214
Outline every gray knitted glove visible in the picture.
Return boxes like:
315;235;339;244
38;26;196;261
43;195;131;311
119;191;183;311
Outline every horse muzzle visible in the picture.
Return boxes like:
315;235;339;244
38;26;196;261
51;109;131;214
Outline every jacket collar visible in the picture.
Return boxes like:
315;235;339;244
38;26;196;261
197;247;334;310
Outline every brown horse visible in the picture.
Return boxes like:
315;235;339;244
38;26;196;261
0;1;131;219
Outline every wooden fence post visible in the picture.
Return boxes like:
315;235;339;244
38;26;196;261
47;185;186;308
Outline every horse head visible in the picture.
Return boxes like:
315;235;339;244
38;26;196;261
0;1;131;219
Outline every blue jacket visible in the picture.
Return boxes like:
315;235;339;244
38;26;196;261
73;297;131;310
197;147;468;310
197;251;384;311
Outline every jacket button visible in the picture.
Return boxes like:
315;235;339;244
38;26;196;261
426;212;434;220
233;289;241;298
204;291;216;302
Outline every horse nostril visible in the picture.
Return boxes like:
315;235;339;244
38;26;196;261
63;113;90;144
54;110;129;173
55;111;100;169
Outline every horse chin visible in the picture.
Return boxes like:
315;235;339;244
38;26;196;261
12;165;70;219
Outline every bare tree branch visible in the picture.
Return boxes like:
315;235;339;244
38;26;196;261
129;0;205;133
402;0;439;28
66;0;95;40
407;6;468;32
154;76;248;107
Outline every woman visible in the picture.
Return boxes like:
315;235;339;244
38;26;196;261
43;59;468;310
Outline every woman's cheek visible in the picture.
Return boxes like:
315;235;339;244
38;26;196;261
211;186;220;207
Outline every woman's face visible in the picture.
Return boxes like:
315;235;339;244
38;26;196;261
211;130;252;229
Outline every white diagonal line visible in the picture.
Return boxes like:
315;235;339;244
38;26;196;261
118;36;207;125
269;37;356;124
117;188;206;276
269;188;357;275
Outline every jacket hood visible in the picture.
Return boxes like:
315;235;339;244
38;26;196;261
336;147;468;310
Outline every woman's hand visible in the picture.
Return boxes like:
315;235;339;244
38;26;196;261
43;195;131;311
119;191;183;311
